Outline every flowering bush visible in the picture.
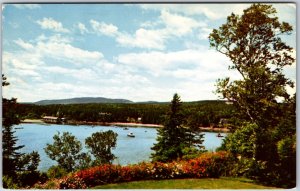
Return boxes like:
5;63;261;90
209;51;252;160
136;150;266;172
59;175;87;189
59;151;231;188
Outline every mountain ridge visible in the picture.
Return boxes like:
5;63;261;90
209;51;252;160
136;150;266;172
31;97;227;105
34;97;134;105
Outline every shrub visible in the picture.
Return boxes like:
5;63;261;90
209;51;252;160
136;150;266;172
47;165;68;179
3;175;19;189
59;175;87;189
18;171;48;188
58;151;231;188
33;179;60;189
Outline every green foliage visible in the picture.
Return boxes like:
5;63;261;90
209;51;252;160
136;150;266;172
47;165;68;179
17;171;48;188
275;136;296;187
44;132;90;172
209;3;294;128
2;175;19;189
219;123;257;158
85;130;118;165
151;93;202;162
17;100;234;127
2;74;43;188
209;4;296;188
2;125;24;177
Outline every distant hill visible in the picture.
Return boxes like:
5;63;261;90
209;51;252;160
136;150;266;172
34;97;134;105
32;97;228;105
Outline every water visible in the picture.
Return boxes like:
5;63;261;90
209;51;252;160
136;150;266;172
13;123;226;171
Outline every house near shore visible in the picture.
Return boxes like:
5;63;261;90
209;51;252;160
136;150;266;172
218;118;230;128
42;116;66;124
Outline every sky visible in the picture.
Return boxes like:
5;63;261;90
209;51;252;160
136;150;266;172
1;3;296;102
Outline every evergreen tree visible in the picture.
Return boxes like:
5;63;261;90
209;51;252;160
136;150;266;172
151;93;198;162
2;74;23;178
2;75;42;188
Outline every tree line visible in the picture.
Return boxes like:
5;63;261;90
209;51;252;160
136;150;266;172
16;100;235;127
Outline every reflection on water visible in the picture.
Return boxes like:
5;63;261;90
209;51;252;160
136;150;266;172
14;123;226;171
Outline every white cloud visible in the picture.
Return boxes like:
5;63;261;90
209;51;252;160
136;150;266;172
77;22;89;34
4;34;155;102
115;10;206;50
13;4;41;9
90;20;118;36
140;4;250;20
116;29;167;50
31;35;104;65
36;17;70;33
4;34;105;86
160;10;205;36
116;47;242;101
116;48;240;86
14;39;35;50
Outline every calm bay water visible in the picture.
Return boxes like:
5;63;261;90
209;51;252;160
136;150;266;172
14;123;226;171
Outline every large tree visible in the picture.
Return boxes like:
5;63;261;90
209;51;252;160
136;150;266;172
209;4;295;187
209;3;294;158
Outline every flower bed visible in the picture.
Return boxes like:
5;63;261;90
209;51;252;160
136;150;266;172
59;151;231;189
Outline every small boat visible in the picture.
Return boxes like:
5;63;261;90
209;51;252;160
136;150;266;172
217;133;224;138
127;132;135;137
123;127;129;130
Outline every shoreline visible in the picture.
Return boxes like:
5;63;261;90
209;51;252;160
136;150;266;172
21;119;230;132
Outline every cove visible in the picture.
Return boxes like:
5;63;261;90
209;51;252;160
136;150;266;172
14;123;226;171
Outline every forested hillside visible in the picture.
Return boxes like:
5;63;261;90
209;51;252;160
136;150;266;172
34;97;133;105
16;100;235;126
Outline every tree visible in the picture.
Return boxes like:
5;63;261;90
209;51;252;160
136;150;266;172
2;74;43;188
209;4;295;187
85;130;118;165
209;3;294;128
151;93;201;162
2;122;24;177
44;132;91;172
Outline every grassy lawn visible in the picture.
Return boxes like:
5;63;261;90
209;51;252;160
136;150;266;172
93;177;279;189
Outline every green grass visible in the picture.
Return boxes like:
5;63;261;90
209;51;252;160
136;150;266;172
92;177;279;189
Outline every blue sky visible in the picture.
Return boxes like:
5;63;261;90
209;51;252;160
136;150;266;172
2;3;296;102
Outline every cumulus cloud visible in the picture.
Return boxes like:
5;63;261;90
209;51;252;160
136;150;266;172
117;48;240;84
90;20;119;36
36;17;70;33
115;47;243;101
116;29;167;50
4;34;153;102
113;10;206;50
77;22;89;34
160;10;205;36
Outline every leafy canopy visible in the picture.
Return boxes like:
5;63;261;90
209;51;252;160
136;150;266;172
44;132;90;172
85;130;118;165
209;4;296;188
209;3;294;127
